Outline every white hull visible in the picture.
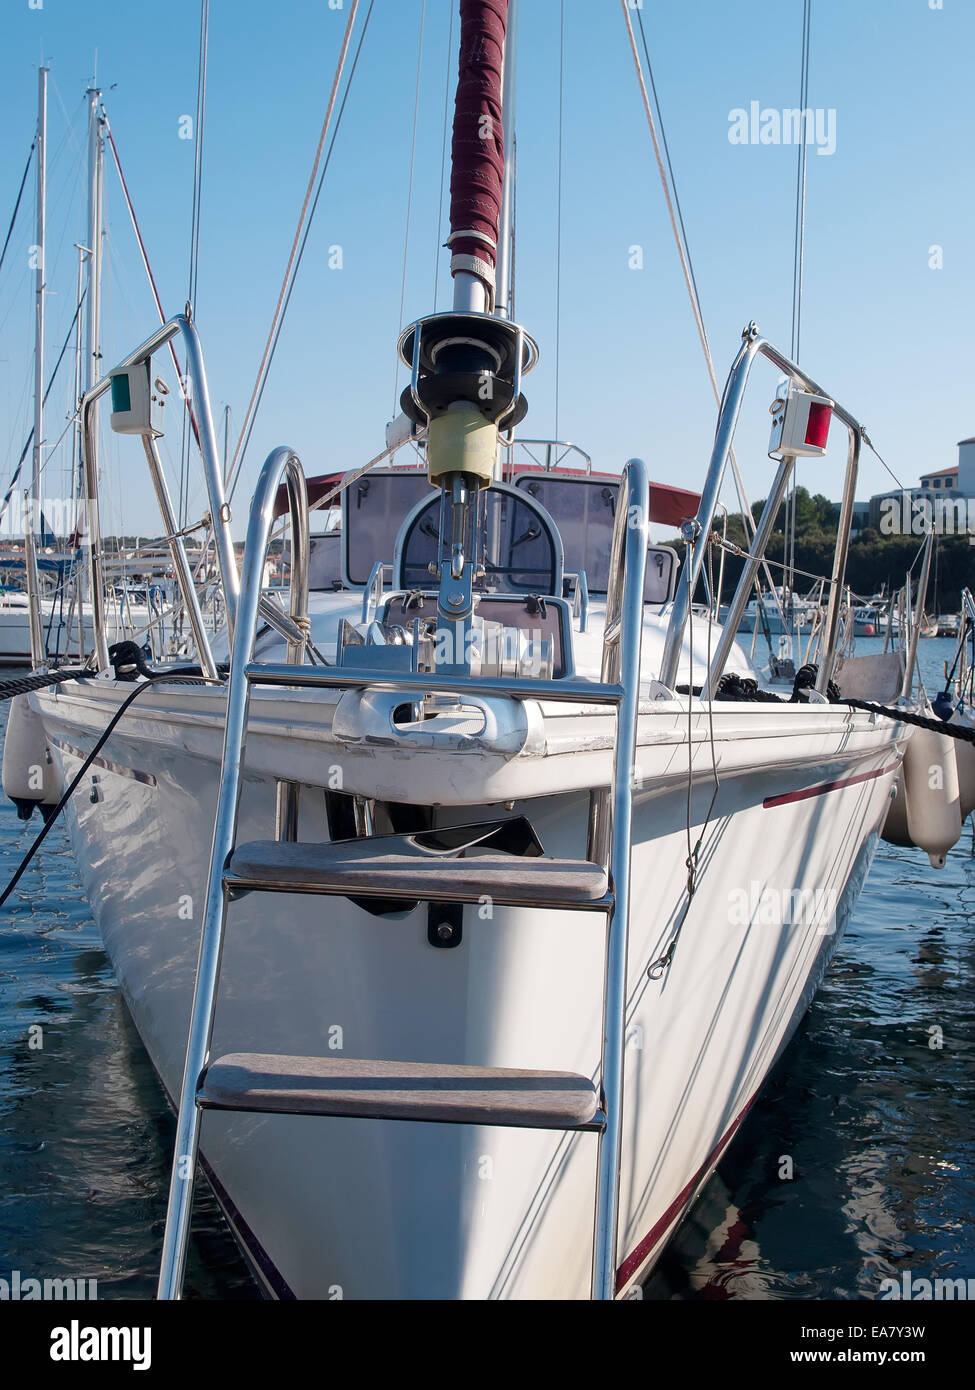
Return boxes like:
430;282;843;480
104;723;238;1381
35;678;902;1297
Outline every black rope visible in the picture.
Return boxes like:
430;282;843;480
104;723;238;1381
0;670;225;909
0;668;92;702
841;697;975;742
0;139;35;282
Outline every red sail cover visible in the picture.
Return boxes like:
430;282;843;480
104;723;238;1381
449;0;508;271
287;470;703;530
273;472;344;520
648;481;702;528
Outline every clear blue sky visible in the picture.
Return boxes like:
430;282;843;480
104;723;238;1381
1;0;973;540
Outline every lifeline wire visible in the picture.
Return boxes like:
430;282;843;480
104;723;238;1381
648;538;722;980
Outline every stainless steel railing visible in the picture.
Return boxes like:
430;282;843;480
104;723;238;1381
79;315;238;672
660;323;867;699
506;438;593;477
157;443;309;1300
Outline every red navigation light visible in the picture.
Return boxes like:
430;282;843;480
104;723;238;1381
804;401;832;450
768;383;834;459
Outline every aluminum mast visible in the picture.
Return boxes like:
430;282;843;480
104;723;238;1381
25;66;49;667
84;88;104;398
30;67;48;535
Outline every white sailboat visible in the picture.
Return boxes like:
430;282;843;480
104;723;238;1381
0;571;167;667
13;1;913;1299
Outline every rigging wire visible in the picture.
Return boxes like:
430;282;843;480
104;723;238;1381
432;1;456;314
863;433;905;492
791;0;812;363
226;0;364;502
0;141;35;285
103;120;201;453
393;0;427;417
624;8;753;526
187;0;209;323
623;1;788;626
0;290;87;524
49;78;87;165
179;0;210;527
227;2;375;503
554;0;565;441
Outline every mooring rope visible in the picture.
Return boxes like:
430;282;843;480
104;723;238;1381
841;698;975;742
0;668;93;702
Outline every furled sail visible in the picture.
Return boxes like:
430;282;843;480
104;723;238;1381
447;0;508;308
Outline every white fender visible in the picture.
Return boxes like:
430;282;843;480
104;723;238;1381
2;695;61;821
902;727;962;869
948;713;975;820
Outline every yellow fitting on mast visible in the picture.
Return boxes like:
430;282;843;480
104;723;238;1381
427;404;498;488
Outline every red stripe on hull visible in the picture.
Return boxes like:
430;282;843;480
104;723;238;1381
763;762;898;809
615;1094;759;1292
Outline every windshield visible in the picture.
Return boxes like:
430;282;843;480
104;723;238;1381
515;475;616;591
342;471;432;585
514;473;675;603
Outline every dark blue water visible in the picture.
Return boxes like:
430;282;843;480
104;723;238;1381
0;683;258;1299
1;640;972;1299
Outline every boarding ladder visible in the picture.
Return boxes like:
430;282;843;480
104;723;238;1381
157;446;650;1301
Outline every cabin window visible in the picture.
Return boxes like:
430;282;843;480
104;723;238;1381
513;474;677;603
342;472;432;586
515;475;616;592
307;534;344;590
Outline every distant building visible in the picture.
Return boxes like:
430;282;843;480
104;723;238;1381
868;437;975;530
919;466;958;491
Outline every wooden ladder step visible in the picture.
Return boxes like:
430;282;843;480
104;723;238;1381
198;1053;604;1130
224;838;610;909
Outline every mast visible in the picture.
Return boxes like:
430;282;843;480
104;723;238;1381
72;244;88;523
31;66;48;535
24;65;48;668
84;87;104;397
79;86;104;632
